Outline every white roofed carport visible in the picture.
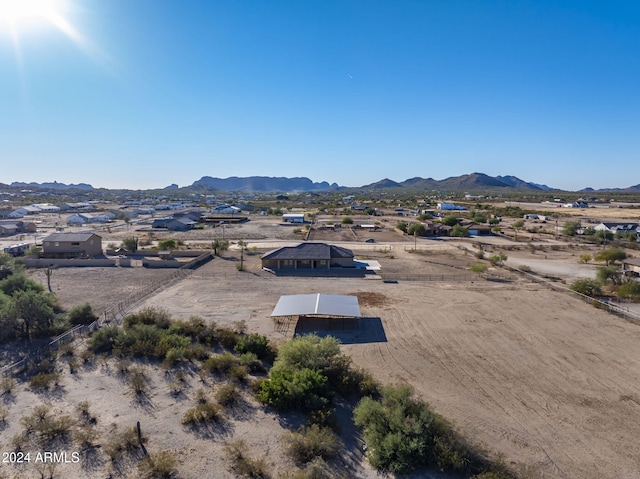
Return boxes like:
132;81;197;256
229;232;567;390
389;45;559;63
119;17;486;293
271;294;361;318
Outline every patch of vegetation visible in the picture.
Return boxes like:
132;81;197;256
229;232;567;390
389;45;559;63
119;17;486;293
215;383;242;407
354;384;503;476
235;333;274;360
224;440;270;478
570;278;603;297
138;450;179;479
281;424;342;466
29;372;61;390
182;400;223;425
617;281;640;299
67;302;98;325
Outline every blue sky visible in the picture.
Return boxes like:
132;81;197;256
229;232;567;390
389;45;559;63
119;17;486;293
1;0;639;190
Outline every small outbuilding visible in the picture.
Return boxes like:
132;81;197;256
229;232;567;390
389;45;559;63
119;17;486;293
271;293;361;333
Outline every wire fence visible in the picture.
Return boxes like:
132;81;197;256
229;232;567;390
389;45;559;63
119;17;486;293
505;266;640;325
0;252;213;378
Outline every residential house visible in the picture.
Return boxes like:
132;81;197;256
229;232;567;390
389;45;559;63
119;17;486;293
282;214;305;224
261;243;354;270
166;217;196;231
621;258;640;276
594;222;639;235
41;232;103;258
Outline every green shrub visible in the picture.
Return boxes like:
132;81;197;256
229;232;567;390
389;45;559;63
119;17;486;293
259;368;331;412
235;333;273;360
29;372;61;390
617;281;640;299
67;303;97;325
281;424;342;466
570;278;602;297
88;325;122;354
354;384;476;474
217;326;240;350
205;352;240;375
469;263;488;274
124;306;172;330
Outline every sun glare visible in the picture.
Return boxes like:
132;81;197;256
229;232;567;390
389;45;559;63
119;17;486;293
0;0;62;26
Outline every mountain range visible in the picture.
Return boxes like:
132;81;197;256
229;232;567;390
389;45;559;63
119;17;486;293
4;174;640;193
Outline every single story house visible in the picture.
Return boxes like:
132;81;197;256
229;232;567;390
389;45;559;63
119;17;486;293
42;232;103;258
282;213;305;223
621;258;640;276
166;217;196;231
594;222;639;234
0;220;37;236
66;213;93;225
262;243;354;270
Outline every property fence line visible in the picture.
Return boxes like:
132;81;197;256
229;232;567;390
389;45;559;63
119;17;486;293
0;251;213;378
505;266;640;325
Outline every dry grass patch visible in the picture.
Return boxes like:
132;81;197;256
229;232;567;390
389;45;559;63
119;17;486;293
224;440;270;478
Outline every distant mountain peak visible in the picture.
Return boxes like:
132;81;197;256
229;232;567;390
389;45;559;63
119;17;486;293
10;181;94;190
191;176;339;193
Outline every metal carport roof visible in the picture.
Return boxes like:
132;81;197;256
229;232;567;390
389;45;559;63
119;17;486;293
271;294;361;318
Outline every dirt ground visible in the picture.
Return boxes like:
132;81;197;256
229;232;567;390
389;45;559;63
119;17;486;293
5;231;640;478
125;249;640;479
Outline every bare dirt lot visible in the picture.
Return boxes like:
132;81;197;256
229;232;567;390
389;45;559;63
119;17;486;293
8;236;640;479
125;250;640;479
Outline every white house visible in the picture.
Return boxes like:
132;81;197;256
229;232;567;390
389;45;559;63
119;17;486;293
437;202;466;211
282;213;305;223
212;204;241;214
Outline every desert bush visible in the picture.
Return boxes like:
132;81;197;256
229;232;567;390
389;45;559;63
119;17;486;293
0;405;8;422
205;352;241;375
469;263;488;274
89;325;121;354
617;281;640;299
287;457;336;479
488;253;507;266
579;254;592;264
104;425;148;461
67;303;97;325
235;333;273;360
1;376;16;395
281;424;342;466
74;424;99;449
229;364;249;381
138;450;179;479
517;265;532;273
182;401;222;425
76;400;92;419
239;352;267;373
128;367;148;395
354;384;476;474
169;315;207;338
217;326;240;350
259;368;331;412
224;440;270;478
570;278;602;297
124;306;172;330
596;266;624;286
194;387;208;404
215;383;241;407
29;372;61;390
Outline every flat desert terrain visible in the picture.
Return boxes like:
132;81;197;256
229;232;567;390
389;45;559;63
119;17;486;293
4;232;640;478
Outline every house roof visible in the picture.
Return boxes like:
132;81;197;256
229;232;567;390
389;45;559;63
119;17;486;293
168;217;196;225
262;243;354;261
271;294;361;318
44;232;101;242
622;258;640;267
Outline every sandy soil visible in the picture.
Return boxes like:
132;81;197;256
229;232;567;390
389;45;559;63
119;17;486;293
5;229;640;478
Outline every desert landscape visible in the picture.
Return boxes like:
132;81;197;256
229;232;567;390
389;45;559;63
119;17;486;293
2;222;640;478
